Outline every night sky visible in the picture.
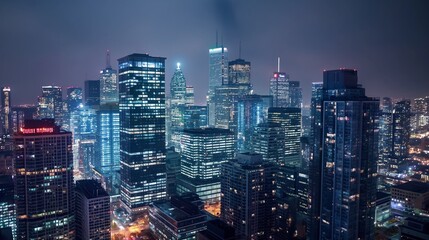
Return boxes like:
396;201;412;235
1;0;429;105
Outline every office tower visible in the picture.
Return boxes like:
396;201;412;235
166;147;181;197
184;105;208;129
236;95;272;151
208;45;228;126
14;119;74;239
228;58;251;85
390;100;411;172
391;181;429;217
177;128;234;204
1;87;12;136
84;80;100;106
252;122;285;165
0;151;13;175
169;63;188;150
37;86;63;126
185;86;195;106
94;103;120;196
268;107;301;167
378;97;394;173
118;53;167;214
70;105;97;176
310;69;379;240
75;180;110;240
269;60;302;108
64;87;83;131
400;217;429;239
11;105;37;134
149;193;207;240
0;175;16;239
221;153;276;239
100;51;118;105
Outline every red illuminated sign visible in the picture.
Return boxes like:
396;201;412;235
20;127;54;134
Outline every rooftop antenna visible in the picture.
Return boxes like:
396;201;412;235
216;30;219;48
106;50;111;68
239;40;242;59
277;57;280;72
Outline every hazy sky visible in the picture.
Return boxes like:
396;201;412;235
1;0;429;105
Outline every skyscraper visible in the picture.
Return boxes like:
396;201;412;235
1;87;12;136
390;100;411;172
0;175;16;239
75;180;111;240
100;51;118;105
227;58;251;86
310;69;378;239
169;62;188;150
221;153;276;239
64;87;83;131
268;107;302;167
251;122;285;166
84;80;100;106
183;105;208;129
269;60;302;108
95;103;120;196
236;94;273;151
37;86;63;126
177;128;234;204
208;45;228;126
378;97;393;173
14;119;74;239
10;105;37;134
118;53;167;214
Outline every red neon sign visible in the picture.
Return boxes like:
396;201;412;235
20;127;54;134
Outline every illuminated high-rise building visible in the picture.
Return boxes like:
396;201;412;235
169;63;188;150
208;45;228;126
95;103;120;196
14;119;74;239
0;175;16;239
269;59;302;108
177;128;234;203
268;107;302;167
11;105;37;134
378;97;393;173
251;122;285;166
310;69;378;240
100;51;118;105
227;58;251;85
64;87;83;131
37;86;63;126
75;180;110;240
1;87;12;136
183;106;208;129
84;80;100;106
236;94;272;151
390;100;411;172
221;153;276;239
118;53;167;214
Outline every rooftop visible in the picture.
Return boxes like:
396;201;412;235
183;127;233;135
393;181;429;194
153;195;204;221
75;179;109;199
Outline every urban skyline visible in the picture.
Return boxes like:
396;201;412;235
1;1;429;105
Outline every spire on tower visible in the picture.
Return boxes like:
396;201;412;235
106;50;111;68
277;57;280;72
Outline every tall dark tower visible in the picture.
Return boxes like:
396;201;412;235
310;69;379;239
14;119;74;239
118;53;167;215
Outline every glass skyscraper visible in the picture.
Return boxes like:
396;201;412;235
310;69;379;239
118;53;167;214
269;71;302;108
1;87;12;136
84;80;100;106
14;119;74;239
177;128;234;204
208;46;228;126
100;51;118;105
37;86;63;126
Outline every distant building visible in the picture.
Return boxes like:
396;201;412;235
1;87;12;136
390;100;411;172
10;105;37;134
37;86;63;126
84;80;100;106
400;217;429;240
221;153;276;239
14;119;74;239
149;193;207;240
0;175;16;239
100;51;118;105
75;179;110;240
251;122;285;166
269;67;302;108
118;53;167;214
184;106;208;129
177;128;234;204
208;46;228;126
166;147;181;197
